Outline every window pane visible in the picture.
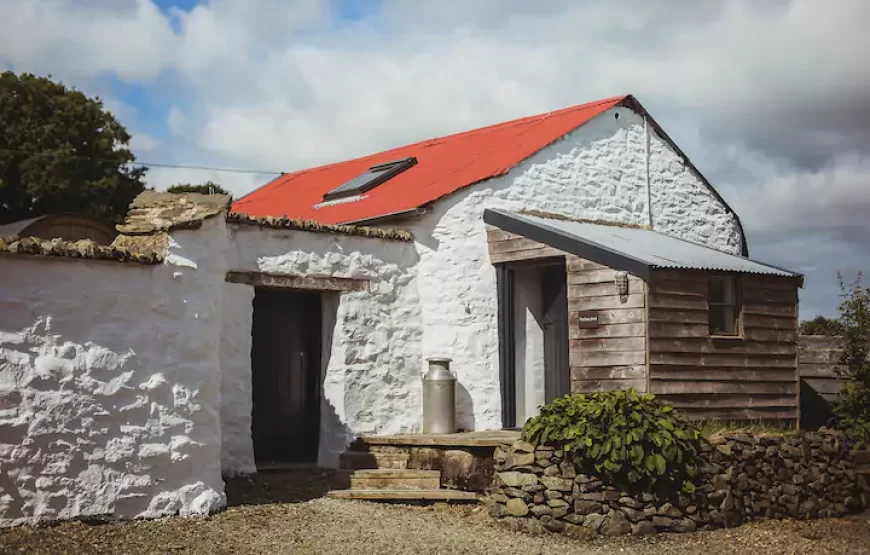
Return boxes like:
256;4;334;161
323;157;416;201
709;305;736;335
709;276;735;304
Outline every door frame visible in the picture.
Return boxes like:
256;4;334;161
496;257;568;429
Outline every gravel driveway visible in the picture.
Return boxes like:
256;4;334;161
1;471;869;555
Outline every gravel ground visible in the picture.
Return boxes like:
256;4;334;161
1;471;869;555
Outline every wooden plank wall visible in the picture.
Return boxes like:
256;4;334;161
568;256;648;393
486;228;567;264
647;270;800;421
485;226;648;394
798;335;845;402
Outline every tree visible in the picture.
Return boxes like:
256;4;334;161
166;182;229;196
799;315;845;336
0;72;146;225
831;272;870;445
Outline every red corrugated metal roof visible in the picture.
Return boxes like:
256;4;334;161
231;96;626;224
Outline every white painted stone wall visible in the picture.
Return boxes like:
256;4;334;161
223;225;422;469
219;282;256;477
406;105;743;430
0;218;228;527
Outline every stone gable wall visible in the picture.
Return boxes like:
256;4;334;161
488;431;866;538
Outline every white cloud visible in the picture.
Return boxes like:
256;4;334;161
0;0;177;82
166;106;189;138
130;133;161;153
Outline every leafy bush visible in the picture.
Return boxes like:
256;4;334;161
832;273;870;446
799;315;845;336
521;389;704;493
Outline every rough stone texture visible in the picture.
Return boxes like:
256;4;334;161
0;236;164;264
219;282;256;477
404;447;495;491
117;191;231;235
488;430;864;539
225;224;422;468
0;218;229;527
407;105;743;431
226;212;413;242
505;498;529;517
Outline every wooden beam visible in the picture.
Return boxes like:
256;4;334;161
655;393;797;409
572;378;648;393
650;366;800;382
225;270;368;291
648;352;797;367
570;323;646;340
571;365;646;380
679;408;798;421
651;380;798;395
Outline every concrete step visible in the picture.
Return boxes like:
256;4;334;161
334;469;441;491
338;451;409;470
327;489;478;502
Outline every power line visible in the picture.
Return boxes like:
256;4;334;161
0;147;284;175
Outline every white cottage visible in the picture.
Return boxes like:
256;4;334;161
1;95;801;526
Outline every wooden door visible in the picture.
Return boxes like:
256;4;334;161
251;289;321;464
542;263;570;402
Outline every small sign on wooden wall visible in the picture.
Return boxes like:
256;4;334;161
576;310;600;329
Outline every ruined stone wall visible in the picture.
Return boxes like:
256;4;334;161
489;431;865;538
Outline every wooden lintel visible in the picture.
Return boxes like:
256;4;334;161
225;270;368;291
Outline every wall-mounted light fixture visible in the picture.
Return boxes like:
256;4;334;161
615;271;629;301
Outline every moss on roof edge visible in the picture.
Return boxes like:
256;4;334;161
226;212;413;242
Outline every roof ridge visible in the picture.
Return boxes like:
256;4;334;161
249;96;628;182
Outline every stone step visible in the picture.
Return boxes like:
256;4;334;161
334;469;441;491
327;489;479;502
338;451;409;470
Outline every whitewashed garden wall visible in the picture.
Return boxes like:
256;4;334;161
0;218;229;527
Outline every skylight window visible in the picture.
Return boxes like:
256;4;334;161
323;157;417;201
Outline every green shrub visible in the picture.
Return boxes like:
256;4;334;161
521;389;704;493
832;273;870;446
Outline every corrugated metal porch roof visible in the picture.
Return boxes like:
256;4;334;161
483;210;803;285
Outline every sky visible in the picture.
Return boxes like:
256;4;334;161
1;0;868;319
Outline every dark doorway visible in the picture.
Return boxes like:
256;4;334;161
251;288;322;465
542;262;570;402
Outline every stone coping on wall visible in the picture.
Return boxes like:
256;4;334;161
226;212;414;242
487;430;866;539
117;191;232;235
0;235;164;265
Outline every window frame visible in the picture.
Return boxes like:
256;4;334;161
322;157;417;202
707;273;743;338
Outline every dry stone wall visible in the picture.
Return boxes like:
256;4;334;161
488;430;866;538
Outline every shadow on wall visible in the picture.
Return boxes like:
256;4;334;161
800;379;836;431
457;382;476;432
318;293;355;466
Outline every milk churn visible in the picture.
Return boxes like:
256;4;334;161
422;358;457;434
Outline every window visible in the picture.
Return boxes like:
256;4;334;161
323;157;417;201
708;275;741;336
